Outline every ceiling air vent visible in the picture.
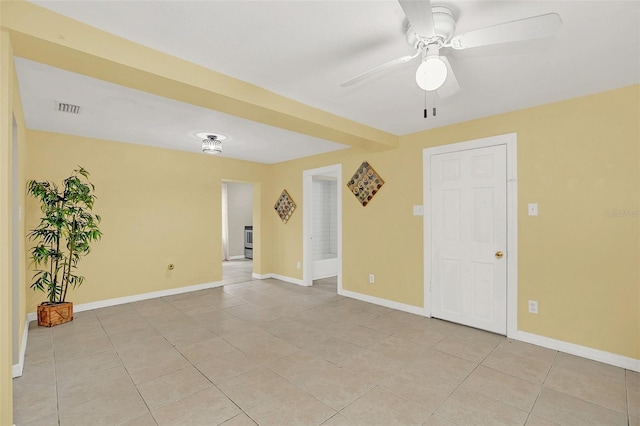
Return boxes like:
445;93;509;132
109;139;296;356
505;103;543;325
56;101;81;114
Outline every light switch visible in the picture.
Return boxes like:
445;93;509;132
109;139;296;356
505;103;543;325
413;205;424;216
528;203;538;216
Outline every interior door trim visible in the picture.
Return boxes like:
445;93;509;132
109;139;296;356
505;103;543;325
302;164;342;290
423;133;518;338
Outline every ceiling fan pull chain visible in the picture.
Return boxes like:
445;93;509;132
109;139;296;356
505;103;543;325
424;89;428;118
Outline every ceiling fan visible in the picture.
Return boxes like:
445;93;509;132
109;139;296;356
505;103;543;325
341;0;562;98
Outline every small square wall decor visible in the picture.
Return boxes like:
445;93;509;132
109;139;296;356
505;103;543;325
347;161;385;207
274;189;297;223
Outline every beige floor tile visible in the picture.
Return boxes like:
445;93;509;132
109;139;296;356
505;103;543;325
380;365;457;411
220;413;259;425
13;381;57;425
274;323;332;350
217;366;294;409
436;388;528;426
119;412;158;426
628;370;640;417
132;298;177;317
341;386;433;425
409;348;477;384
330;324;390;348
234;335;300;364
434;334;500;364
460;365;542;411
268;351;332;383
304;336;365;364
53;332;114;362
368;335;424;363
494;340;557;364
391;325;449;348
295;363;376;410
107;324;163;349
137;366;213;409
531;387;627;425
120;346;191;384
152;387;241;426
246;387;336;426
524;415;559;426
321;413;358;425
545;361;627;413
13;279;639;426
56;365;134;411
55;349;122;384
99;315;149;335
423;414;458;426
339;348;407;383
175;335;236;364
219;324;273;347
51;317;103;339
19;412;60;426
196;349;261;383
58;377;148;425
482;348;552;385
157;323;217;347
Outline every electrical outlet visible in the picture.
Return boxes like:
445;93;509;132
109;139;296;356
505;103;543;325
296;262;301;270
369;274;375;284
528;300;538;314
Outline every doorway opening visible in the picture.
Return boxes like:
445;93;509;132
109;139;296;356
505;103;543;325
221;181;254;284
303;164;342;292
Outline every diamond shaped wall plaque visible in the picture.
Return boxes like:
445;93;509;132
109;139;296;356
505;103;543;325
274;189;296;223
347;161;384;207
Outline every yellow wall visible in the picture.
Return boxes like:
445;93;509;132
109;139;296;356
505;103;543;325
1;29;28;426
268;85;640;360
25;131;271;312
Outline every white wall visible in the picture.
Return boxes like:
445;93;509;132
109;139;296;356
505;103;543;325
226;182;253;258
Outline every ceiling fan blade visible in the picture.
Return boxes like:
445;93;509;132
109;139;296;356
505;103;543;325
436;56;460;99
399;0;435;38
341;51;420;87
450;13;562;50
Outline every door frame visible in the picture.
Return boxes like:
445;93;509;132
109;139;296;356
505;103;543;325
423;133;518;338
303;164;342;289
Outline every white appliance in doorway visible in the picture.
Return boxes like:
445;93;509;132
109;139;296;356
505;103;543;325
423;134;518;336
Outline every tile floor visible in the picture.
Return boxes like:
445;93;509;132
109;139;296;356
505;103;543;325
13;277;638;426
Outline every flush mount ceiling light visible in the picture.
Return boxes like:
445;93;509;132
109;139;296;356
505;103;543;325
202;135;223;154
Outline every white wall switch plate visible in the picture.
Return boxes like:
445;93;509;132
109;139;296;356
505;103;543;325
413;205;424;216
528;203;538;216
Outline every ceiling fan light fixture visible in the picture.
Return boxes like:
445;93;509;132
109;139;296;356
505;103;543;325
202;135;223;154
415;56;448;91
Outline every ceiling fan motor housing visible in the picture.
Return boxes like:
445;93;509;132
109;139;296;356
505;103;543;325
406;6;456;48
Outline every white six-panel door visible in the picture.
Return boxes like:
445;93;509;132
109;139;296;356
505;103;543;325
429;144;507;334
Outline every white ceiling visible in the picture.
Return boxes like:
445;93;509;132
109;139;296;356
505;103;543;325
16;0;640;163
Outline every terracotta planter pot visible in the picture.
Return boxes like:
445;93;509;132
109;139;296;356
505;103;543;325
37;302;74;327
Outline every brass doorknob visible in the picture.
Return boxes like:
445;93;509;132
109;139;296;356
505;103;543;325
495;251;504;259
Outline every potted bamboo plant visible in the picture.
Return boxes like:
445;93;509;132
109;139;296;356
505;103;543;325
27;166;102;327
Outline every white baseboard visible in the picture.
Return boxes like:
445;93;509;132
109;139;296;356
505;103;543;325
228;255;246;260
11;321;29;378
253;272;307;287
339;288;426;316
516;331;640;372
